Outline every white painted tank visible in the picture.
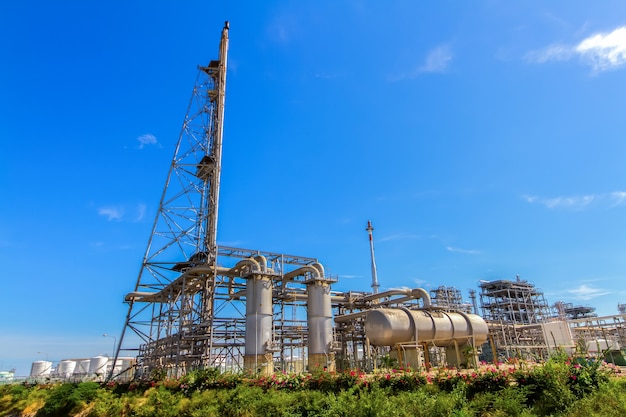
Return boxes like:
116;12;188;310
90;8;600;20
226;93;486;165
109;357;134;376
57;360;76;377
89;356;109;376
364;308;488;347
30;361;53;377
74;359;91;374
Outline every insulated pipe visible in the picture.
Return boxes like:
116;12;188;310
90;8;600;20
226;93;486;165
362;289;409;302
333;310;369;323
253;255;268;272
228;258;260;296
230;258;261;276
311;262;325;279
281;292;347;304
281;265;321;281
362;288;432;308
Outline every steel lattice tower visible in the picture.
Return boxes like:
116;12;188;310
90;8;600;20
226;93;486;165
113;22;230;377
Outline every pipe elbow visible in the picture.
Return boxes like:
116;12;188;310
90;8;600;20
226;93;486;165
411;288;432;307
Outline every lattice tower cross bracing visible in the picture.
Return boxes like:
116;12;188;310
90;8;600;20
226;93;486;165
112;22;230;378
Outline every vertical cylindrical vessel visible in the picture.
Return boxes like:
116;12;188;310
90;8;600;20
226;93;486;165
57;360;76;378
89;356;109;379
30;361;52;377
244;275;273;374
307;280;334;370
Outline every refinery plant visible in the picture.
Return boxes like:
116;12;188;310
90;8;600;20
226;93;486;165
23;23;625;383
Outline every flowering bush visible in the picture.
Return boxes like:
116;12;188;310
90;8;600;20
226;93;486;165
371;370;428;391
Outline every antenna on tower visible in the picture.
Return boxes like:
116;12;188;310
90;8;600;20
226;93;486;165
366;220;380;294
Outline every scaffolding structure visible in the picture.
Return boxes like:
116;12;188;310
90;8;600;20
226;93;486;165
479;277;555;360
568;315;626;355
479;277;553;324
430;286;472;313
553;301;597;320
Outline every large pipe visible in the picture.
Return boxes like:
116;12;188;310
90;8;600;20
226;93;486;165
362;288;432;308
281;265;321;282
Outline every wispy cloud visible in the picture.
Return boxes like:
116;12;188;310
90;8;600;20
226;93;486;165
566;284;612;301
525;44;574;63
446;246;481;255
419;45;453;73
97;203;147;222
526;26;626;73
524;192;626;210
137;133;159;149
389;44;453;81
135;203;147;222
98;206;124;221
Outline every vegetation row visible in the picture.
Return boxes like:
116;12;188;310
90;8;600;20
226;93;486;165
1;353;625;417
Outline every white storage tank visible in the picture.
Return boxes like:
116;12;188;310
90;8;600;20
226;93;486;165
74;359;91;375
30;361;53;377
89;356;109;376
57;360;77;378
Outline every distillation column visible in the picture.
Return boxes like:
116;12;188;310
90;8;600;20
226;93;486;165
307;276;335;371
244;274;274;374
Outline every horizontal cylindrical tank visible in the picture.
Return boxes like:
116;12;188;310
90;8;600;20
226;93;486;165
30;361;52;377
364;308;488;347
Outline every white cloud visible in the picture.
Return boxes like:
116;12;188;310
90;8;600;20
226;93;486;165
523;192;626;210
135;203;147;222
389;44;453;81
526;26;626;73
98;206;123;221
610;191;626;207
97;203;147;222
566;284;611;301
525;44;573;63
446;246;481;255
137;134;159;149
419;45;453;73
576;27;626;72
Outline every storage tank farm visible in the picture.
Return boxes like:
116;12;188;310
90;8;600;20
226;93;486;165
109;22;626;381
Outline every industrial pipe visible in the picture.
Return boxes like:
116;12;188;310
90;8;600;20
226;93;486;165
281;265;322;281
362;288;432;308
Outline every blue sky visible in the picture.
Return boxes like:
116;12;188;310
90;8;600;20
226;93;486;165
2;1;626;376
